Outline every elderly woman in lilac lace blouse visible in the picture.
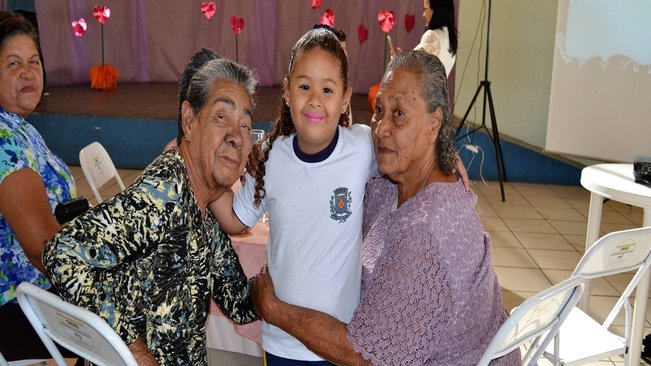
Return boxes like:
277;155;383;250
252;50;519;366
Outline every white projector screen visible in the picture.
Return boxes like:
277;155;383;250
546;0;651;163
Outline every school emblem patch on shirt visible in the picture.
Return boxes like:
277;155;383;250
330;187;352;223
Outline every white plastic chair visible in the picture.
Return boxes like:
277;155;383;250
477;276;584;366
543;226;651;365
79;142;125;203
16;282;137;366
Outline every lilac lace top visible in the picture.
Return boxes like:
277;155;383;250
347;177;519;365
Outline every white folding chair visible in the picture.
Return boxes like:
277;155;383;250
543;226;651;365
16;282;137;366
477;276;584;366
79;141;125;203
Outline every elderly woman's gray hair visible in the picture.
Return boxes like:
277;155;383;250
178;58;258;142
384;50;456;176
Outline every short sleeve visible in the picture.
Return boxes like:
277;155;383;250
346;226;452;366
414;29;443;57
233;172;265;227
0;122;36;184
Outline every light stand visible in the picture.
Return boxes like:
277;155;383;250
456;0;507;201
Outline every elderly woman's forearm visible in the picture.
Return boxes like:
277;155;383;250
266;301;371;366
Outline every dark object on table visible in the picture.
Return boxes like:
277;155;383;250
55;197;89;224
634;161;651;186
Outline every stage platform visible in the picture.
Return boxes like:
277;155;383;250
28;83;373;169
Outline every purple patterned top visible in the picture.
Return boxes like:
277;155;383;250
347;177;519;365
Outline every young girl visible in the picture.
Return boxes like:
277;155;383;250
211;28;376;365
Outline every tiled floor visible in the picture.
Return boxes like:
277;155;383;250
67;166;650;365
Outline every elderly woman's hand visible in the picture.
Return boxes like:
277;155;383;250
251;264;278;322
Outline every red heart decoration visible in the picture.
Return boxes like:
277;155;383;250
230;16;244;35
310;0;323;10
92;5;111;25
201;2;216;20
404;14;415;33
358;24;368;43
378;9;396;33
71;18;87;38
319;8;335;27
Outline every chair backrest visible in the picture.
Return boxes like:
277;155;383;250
79;142;126;203
16;282;137;366
477;276;584;366
572;226;651;328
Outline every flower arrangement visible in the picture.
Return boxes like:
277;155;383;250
368;9;396;112
230;16;244;63
71;5;119;91
89;5;119;91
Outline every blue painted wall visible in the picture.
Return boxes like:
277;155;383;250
456;128;581;185
28;113;581;185
28;113;273;170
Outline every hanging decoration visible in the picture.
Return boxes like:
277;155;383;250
310;0;323;10
357;24;368;43
404;14;415;33
201;2;216;19
89;5;119;91
230;16;244;63
378;9;396;71
319;8;335;27
71;18;87;38
368;9;396;112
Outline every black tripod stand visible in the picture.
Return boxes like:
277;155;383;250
456;0;507;201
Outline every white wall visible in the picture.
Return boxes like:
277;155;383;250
455;0;558;150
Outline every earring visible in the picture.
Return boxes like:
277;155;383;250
185;135;190;143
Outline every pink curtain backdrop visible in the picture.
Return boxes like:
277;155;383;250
34;1;458;95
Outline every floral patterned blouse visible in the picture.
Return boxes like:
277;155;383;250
0;108;75;306
43;150;257;365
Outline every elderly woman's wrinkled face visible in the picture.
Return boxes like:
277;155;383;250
371;68;441;183
0;34;43;117
184;79;253;189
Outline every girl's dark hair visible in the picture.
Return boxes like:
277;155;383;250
253;28;349;206
176;48;220;144
0;11;41;65
426;0;458;55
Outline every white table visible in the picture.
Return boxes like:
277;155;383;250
580;163;651;365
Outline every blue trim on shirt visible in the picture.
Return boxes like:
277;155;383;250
292;127;339;163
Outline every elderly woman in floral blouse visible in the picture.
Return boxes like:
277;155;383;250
44;51;258;366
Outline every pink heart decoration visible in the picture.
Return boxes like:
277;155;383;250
230;16;244;35
201;2;216;20
319;8;335;27
358;24;368;43
378;9;396;33
71;18;87;38
310;0;323;9
404;14;415;33
93;5;111;25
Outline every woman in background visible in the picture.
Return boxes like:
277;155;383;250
396;0;458;77
416;0;457;76
0;11;79;362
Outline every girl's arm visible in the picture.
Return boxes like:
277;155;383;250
209;189;248;234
